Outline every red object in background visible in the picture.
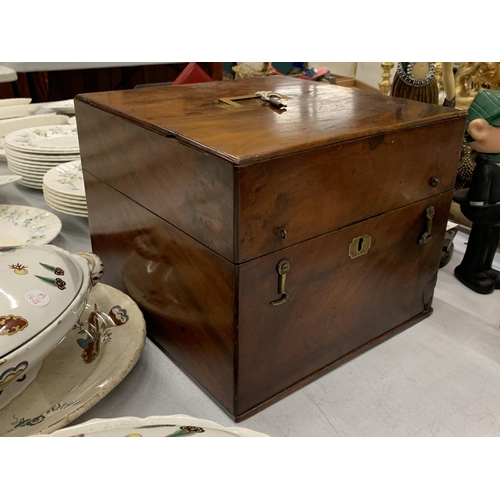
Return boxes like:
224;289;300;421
172;63;213;85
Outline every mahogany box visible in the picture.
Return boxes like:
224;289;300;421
74;77;466;421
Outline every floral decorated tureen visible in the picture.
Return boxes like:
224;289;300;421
0;244;104;409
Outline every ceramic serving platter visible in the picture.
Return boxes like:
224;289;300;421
40;100;75;115
0;283;147;437
0;114;68;138
0;98;32;108
4;125;79;154
41;414;268;437
43;160;85;196
0;104;40;120
0;204;62;246
0;174;22;187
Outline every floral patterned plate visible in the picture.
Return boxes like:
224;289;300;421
39;414;268;437
0;283;147;436
0;204;62;246
4;125;79;154
0;174;22;187
43;160;85;197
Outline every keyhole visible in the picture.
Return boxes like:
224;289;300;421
357;237;364;252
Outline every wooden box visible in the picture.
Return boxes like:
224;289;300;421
74;77;466;421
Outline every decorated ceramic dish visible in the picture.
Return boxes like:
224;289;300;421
0;283;146;436
0;175;22;187
43;160;85;196
40;415;269;437
0;205;62;246
4;125;79;154
0;245;104;409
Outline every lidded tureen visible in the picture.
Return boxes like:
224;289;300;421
0;244;103;409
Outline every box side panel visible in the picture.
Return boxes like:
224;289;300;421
237;117;465;262
75;100;236;261
83;172;237;414
236;191;452;416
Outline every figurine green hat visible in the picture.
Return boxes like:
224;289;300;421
465;90;500;142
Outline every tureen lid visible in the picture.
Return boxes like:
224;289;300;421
0;245;84;358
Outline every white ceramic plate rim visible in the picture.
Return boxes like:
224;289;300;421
0;174;22;186
0;204;62;245
0;98;32;108
43;161;85;196
45;198;88;217
44;192;88;213
5;125;79;153
43;414;269;437
0;104;40;120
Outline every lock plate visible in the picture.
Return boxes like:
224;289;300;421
349;234;372;259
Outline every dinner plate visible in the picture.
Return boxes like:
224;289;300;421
0;104;40;120
0;174;22;186
7;163;45;181
5;125;79;154
41;414;268;437
0;204;62;246
5;146;80;164
15;177;43;190
45;197;88;217
40;99;75;115
43;191;88;215
0;283;147;437
0;97;32;107
43;160;85;196
43;186;87;205
0;138;5;160
0;113;68;138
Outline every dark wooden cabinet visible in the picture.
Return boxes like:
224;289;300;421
75;77;466;421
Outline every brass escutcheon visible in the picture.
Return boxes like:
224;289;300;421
349;234;372;259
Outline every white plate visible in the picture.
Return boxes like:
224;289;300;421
0;97;32;108
43;160;85;196
45;197;88;217
0;104;40;120
0;174;22;186
0;204;62;246
0;283;147;436
14;177;43;190
5;125;79;154
0;138;5;160
5;146;80;164
44;191;88;215
43;186;87;205
7;164;45;180
40;99;75;115
0;113;68;138
41;414;268;437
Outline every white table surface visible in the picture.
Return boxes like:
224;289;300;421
2;156;500;437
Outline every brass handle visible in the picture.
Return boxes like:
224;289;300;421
270;259;291;306
419;205;435;244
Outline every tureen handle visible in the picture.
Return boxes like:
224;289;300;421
77;252;104;286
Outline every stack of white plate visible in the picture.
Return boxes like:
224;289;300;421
43;160;87;218
4;124;80;189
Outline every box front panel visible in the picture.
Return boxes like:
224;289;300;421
83;172;237;414
76;101;236;261
237;118;465;262
237;191;452;416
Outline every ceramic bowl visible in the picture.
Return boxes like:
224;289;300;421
0;245;104;409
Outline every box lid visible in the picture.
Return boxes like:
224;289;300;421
75;76;465;165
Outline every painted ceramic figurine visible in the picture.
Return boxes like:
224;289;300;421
453;90;500;294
